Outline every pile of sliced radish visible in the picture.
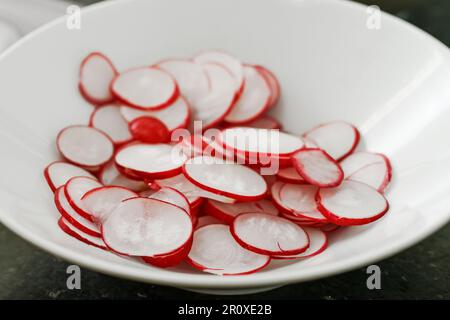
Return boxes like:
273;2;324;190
44;50;392;275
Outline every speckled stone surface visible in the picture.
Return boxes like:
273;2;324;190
0;0;449;299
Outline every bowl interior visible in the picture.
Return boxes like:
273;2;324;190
0;0;450;289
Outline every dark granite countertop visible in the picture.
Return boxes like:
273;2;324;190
0;0;449;299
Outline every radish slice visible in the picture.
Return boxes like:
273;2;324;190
225;65;271;124
89;104;132;144
240;115;281;130
102;197;192;256
193;63;237;129
340;152;392;192
254;65;280;108
187;224;270;275
182;156;267;201
273;227;327;259
196;216;226;229
292;148;344;187
128;116;170;144
81;186;137;223
154;174;235;204
148;187;191;215
231;213;309;256
303;121;360;161
57;125;114;168
54;186;101;237
204;199;278;224
79;52;117;106
142;240;192;268
44;161;96;192
316;180;389;226
99;161;147;192
220;127;304;157
193;50;244;93
111;67;178;110
276;167;307;184
120;96;190;132
65;176;103;220
115;143;187;180
58;218;106;250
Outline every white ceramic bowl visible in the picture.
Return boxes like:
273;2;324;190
1;0;450;295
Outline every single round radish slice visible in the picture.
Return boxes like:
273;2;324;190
156;59;210;107
54;186;101;237
316;180;389;226
276;167;307;184
187;224;270;275
220;127;304;157
303;121;360;161
148;187;191;215
58;218;106;250
44;161;96;192
340;152;392;192
128;116;170;144
120;96;190;132
292;148;344;188
102;197;192;257
204;199;278;224
231;213;309;256
57;125;114;168
224;65;271;124
81;186;138;223
183;156;267;201
193;50;244;93
99;161;147;192
142;240;192;268
115;143;187;180
193;63;237;129
89;104;132;145
240;115;281;130
79;52;117;106
273;227;327;259
254;65;280;108
195;216;226;229
65;176;103;220
111;67;178;110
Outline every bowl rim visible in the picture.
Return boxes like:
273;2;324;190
0;0;450;289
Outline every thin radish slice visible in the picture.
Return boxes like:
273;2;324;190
224;65;271;124
81;186;138;223
111;67;178;110
193;63;237;129
89;104;132;145
273;227;327;259
292;148;344;188
148;187;191;216
254;65;280;108
276;167;307;184
120;96;190;132
231;213;309;256
57;125;114;168
102;197;192;257
316;180;389;226
65;176;103;221
182;156;267;201
303;121;360;161
142;240;192;268
115;143;187;180
187;224;270;275
220;127;304;157
196;216;226;229
58;218;106;250
54;186;101;237
204;199;278;224
44;161;96;192
154;174;235;204
99;161;147;192
193;50;244;93
79;52;117;106
340;152;392;192
128;116;170;144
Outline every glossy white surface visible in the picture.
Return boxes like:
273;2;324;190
0;0;450;293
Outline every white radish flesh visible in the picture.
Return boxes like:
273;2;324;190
276;167;307;184
205;199;278;224
148;187;191;215
99;161;147;192
239;115;281;130
64;176;103;220
273;227;327;259
44;161;96;192
89;104;132;144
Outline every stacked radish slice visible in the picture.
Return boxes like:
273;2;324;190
44;50;392;275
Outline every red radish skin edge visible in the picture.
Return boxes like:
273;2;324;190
254;65;281;108
78;52;117;106
64;176;102;222
116;161;183;181
142;240;192;268
43;162;58;192
58;218;106;250
273;231;328;260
